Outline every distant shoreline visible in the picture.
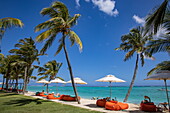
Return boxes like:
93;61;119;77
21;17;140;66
28;85;169;87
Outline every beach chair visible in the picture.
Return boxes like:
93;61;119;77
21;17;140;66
46;93;60;99
96;99;107;107
105;101;129;111
140;96;157;112
60;95;81;101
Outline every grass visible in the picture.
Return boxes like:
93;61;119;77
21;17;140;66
0;91;101;113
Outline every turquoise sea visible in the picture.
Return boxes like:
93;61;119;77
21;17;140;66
27;86;170;104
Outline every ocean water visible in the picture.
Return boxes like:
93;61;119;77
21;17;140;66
27;85;170;104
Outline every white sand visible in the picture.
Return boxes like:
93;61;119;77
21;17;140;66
24;91;165;113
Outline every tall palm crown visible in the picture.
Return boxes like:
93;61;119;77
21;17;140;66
38;60;62;81
0;17;23;52
116;26;151;65
9;38;40;65
35;1;82;54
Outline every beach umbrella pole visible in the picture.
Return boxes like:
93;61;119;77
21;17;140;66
56;83;58;94
110;81;112;99
164;79;170;110
46;84;49;93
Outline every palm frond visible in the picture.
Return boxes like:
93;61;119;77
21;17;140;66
36;28;57;42
0;17;23;29
67;14;81;27
147;61;170;76
124;49;135;61
55;41;63;56
40;34;56;54
40;7;58;17
35;17;64;32
52;1;69;21
68;30;83;52
147;38;170;54
145;0;168;34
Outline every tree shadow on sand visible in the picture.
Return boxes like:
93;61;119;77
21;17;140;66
0;93;19;97
85;104;99;108
3;98;50;106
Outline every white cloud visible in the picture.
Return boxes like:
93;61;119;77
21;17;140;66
133;15;145;24
75;0;118;16
75;0;80;7
92;0;119;16
85;0;90;2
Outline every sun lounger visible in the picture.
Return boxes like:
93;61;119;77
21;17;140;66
105;101;129;111
60;95;81;101
46;94;60;99
96;99;107;107
140;96;157;112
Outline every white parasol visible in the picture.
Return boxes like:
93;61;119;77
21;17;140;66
145;70;170;110
96;74;126;99
50;78;66;93
36;79;50;93
67;77;87;84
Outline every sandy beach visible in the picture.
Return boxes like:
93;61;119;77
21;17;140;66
24;91;161;113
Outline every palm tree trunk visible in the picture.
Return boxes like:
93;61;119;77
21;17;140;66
23;66;27;94
124;54;139;102
2;75;5;89
62;33;80;104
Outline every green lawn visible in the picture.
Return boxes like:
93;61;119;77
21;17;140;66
0;91;101;113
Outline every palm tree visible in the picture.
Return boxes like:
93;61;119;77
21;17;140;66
1;55;19;90
35;1;82;104
0;17;23;52
37;60;62;93
0;53;6;89
9;37;41;94
147;61;170;76
10;58;26;90
38;60;62;81
116;26;153;102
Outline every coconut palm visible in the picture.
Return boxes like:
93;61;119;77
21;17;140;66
35;1;82;104
0;53;6;89
0;17;23;52
9;37;41;94
1;55;19;90
147;61;170;76
37;60;62;93
38;60;62;81
116;26;153;102
10;58;26;90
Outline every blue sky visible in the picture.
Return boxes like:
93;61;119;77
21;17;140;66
0;0;169;86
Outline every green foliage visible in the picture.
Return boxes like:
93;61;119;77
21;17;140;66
145;0;168;34
147;61;170;76
38;60;63;81
116;26;152;66
35;1;82;55
146;34;170;55
0;17;23;29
